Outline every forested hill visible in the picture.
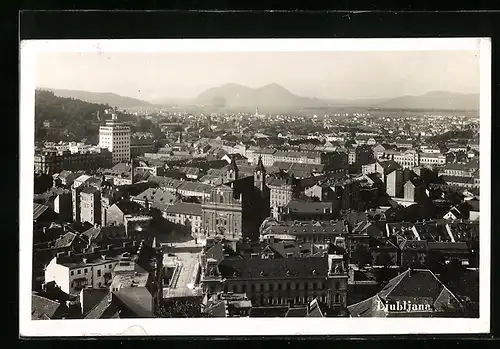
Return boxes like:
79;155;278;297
34;89;134;144
36;89;111;123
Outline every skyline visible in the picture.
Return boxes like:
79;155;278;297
35;50;480;103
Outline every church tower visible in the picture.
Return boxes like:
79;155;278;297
226;155;239;182
254;155;266;192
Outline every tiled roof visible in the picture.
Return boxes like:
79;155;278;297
165;202;202;216
33;203;50;220
54;232;77;248
348;295;384;317
378;269;459;307
134;188;178;210
441;175;474;184
218;257;328;279
32;294;62;320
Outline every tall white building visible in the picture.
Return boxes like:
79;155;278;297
99;113;131;163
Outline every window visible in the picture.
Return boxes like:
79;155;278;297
97;270;101;277
84;268;88;274
334;294;341;304
77;269;81;275
70;271;74;276
277;283;282;291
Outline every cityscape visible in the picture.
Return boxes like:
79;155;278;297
29;48;481;321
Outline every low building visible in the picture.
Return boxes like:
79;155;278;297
200;253;348;310
34;148;113;176
164;202;203;235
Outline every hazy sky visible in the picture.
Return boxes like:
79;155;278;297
36;50;480;101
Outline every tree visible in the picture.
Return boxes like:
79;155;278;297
156;300;211;318
351;244;372;269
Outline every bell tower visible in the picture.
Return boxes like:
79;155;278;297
226;155;239;182
254;155;266;192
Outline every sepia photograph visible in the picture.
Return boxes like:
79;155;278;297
20;38;490;336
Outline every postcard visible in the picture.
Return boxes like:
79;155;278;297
20;38;490;336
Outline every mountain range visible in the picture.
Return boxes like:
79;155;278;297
194;83;479;111
42;84;479;111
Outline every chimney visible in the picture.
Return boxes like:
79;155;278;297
82;257;87;264
67;251;72;257
107;244;113;251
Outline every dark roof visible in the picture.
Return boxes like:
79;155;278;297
218;257;328;279
205;300;227;317
80;186;99;195
85;292;120;319
378;160;402;174
249;306;289;317
467;198;480;211
113;200;144;215
285;201;334;214
81;288;109;317
427;242;469;251
285;307;308;317
378;269;459;307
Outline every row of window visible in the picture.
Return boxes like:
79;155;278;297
224;280;343;293
70;264;114;276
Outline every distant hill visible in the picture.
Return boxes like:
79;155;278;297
42;88;152;109
371;91;479;111
195;83;322;109
193;84;479;111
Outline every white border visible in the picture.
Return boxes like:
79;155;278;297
20;38;491;337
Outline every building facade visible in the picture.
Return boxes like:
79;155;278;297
99;114;131;164
34;148;112;176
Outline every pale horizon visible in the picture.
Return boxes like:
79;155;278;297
35;50;480;103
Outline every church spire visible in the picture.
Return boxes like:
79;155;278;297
255;155;265;173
